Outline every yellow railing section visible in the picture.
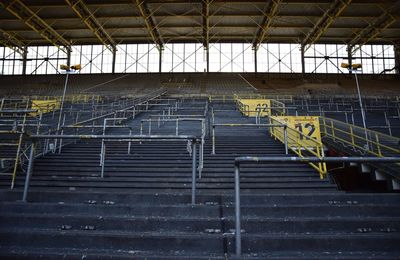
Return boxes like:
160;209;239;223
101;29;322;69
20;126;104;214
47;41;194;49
233;93;293;102
30;100;60;116
27;95;101;103
208;93;293;103
320;117;400;157
270;116;327;179
209;94;234;102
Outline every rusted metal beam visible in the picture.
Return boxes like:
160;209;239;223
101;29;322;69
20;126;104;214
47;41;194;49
302;0;352;51
135;0;164;50
0;0;71;53
65;0;116;52
252;0;282;51
350;1;400;53
0;29;26;55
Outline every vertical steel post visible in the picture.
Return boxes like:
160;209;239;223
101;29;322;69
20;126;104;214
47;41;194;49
22;142;35;202
56;72;69;148
353;71;369;150
284;125;288;155
234;164;241;256
128;129;132;154
212;125;215;155
36;113;42;134
101;143;106;178
300;44;305;74
191;142;197;205
149;120;152;135
58;113;66;154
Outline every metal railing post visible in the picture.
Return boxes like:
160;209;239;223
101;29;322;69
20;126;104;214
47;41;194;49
350;126;355;146
149;120;152;135
176;118;179;136
22;142;35;202
284;125;288;155
376;133;382;156
128;129;132;154
191;141;197;205
100;142;106;178
212;125;216;155
234;163;241;256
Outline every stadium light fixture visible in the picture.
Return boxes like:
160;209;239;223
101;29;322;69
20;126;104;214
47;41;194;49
341;62;369;150
55;64;82;149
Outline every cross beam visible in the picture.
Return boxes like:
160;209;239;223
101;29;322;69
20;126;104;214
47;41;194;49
252;0;282;51
0;29;26;55
65;0;116;52
0;0;71;53
135;0;163;50
349;1;400;53
303;0;352;51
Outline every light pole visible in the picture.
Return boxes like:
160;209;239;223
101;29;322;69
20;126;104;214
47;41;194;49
341;62;369;150
55;64;81;149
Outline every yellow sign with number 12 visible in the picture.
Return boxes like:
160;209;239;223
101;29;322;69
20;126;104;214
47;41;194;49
272;116;322;147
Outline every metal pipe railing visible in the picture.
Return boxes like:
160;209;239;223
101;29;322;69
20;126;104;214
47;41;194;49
22;134;201;204
211;123;288;155
233;156;400;256
140;118;206;177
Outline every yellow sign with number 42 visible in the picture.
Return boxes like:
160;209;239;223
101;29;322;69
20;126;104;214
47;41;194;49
237;99;271;117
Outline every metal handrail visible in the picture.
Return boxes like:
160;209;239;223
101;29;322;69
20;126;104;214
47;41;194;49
140;118;206;177
233;156;400;256
320;117;400;157
22;134;201;204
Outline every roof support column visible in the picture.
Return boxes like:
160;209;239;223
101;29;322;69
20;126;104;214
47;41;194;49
254;48;257;73
301;44;305;74
395;44;400;75
67;48;71;67
347;45;353;75
159;48;162;73
22;47;27;75
202;0;211;73
206;47;209;73
112;47;116;74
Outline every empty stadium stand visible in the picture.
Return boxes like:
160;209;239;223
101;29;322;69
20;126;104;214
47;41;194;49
0;81;399;258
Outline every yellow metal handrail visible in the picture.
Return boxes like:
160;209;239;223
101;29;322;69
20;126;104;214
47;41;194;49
320;117;400;157
270;116;327;178
27;95;101;104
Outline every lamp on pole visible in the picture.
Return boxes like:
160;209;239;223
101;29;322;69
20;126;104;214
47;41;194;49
55;64;81;149
341;62;369;150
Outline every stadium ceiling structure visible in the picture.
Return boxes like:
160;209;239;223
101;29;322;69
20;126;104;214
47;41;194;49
0;0;399;51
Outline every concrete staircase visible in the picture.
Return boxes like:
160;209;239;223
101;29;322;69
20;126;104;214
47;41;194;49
0;99;399;259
